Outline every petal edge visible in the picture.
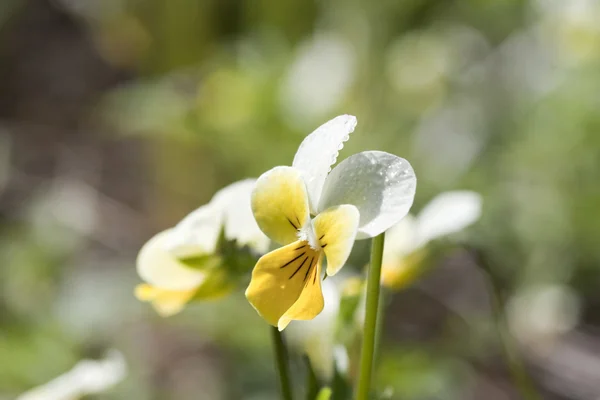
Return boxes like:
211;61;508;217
292;115;357;212
319;151;417;239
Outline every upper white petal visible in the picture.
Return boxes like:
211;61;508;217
167;179;269;256
137;230;207;291
415;190;482;247
166;203;222;258
318;151;417;239
292;115;357;212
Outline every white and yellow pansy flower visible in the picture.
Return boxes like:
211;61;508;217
381;190;482;289
136;180;269;316
245;115;417;330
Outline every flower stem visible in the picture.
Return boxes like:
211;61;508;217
356;232;385;400
271;326;294;400
304;355;319;400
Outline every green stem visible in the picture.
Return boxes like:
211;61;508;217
304;355;319;400
271;326;294;400
356;232;385;400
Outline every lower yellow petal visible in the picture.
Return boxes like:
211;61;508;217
251;166;310;245
245;240;321;327
312;204;359;276
277;253;324;330
134;284;196;317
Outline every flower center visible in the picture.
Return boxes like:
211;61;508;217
297;220;321;251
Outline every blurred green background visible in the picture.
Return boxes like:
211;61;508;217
1;0;600;399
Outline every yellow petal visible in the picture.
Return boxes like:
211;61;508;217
251;166;310;245
278;253;324;330
245;240;322;328
134;284;197;317
313;205;359;276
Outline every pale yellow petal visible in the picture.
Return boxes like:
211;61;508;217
136;230;207;291
312;204;359;276
278;253;324;330
134;284;196;317
251;166;310;245
246;240;321;327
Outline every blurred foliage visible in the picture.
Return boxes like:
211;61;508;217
1;0;600;399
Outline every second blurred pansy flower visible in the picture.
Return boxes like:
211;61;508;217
246;115;417;330
381;191;482;289
135;180;269;316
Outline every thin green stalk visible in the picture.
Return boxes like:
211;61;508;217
271;326;294;400
356;232;385;400
304;355;319;400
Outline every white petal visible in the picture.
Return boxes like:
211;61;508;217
292;115;357;212
383;214;419;260
318;151;417;239
165;202;222;257
415;190;482;247
137;230;207;291
167;179;269;256
217;179;270;253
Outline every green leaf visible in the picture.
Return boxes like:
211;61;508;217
178;253;221;270
214;225;260;276
190;268;236;301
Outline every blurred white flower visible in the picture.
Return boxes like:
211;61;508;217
17;350;126;400
135;179;269;316
507;284;581;353
382;191;482;289
280;34;356;126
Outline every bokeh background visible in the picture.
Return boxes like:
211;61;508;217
1;0;600;399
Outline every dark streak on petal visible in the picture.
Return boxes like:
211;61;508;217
289;256;308;280
280;252;305;269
